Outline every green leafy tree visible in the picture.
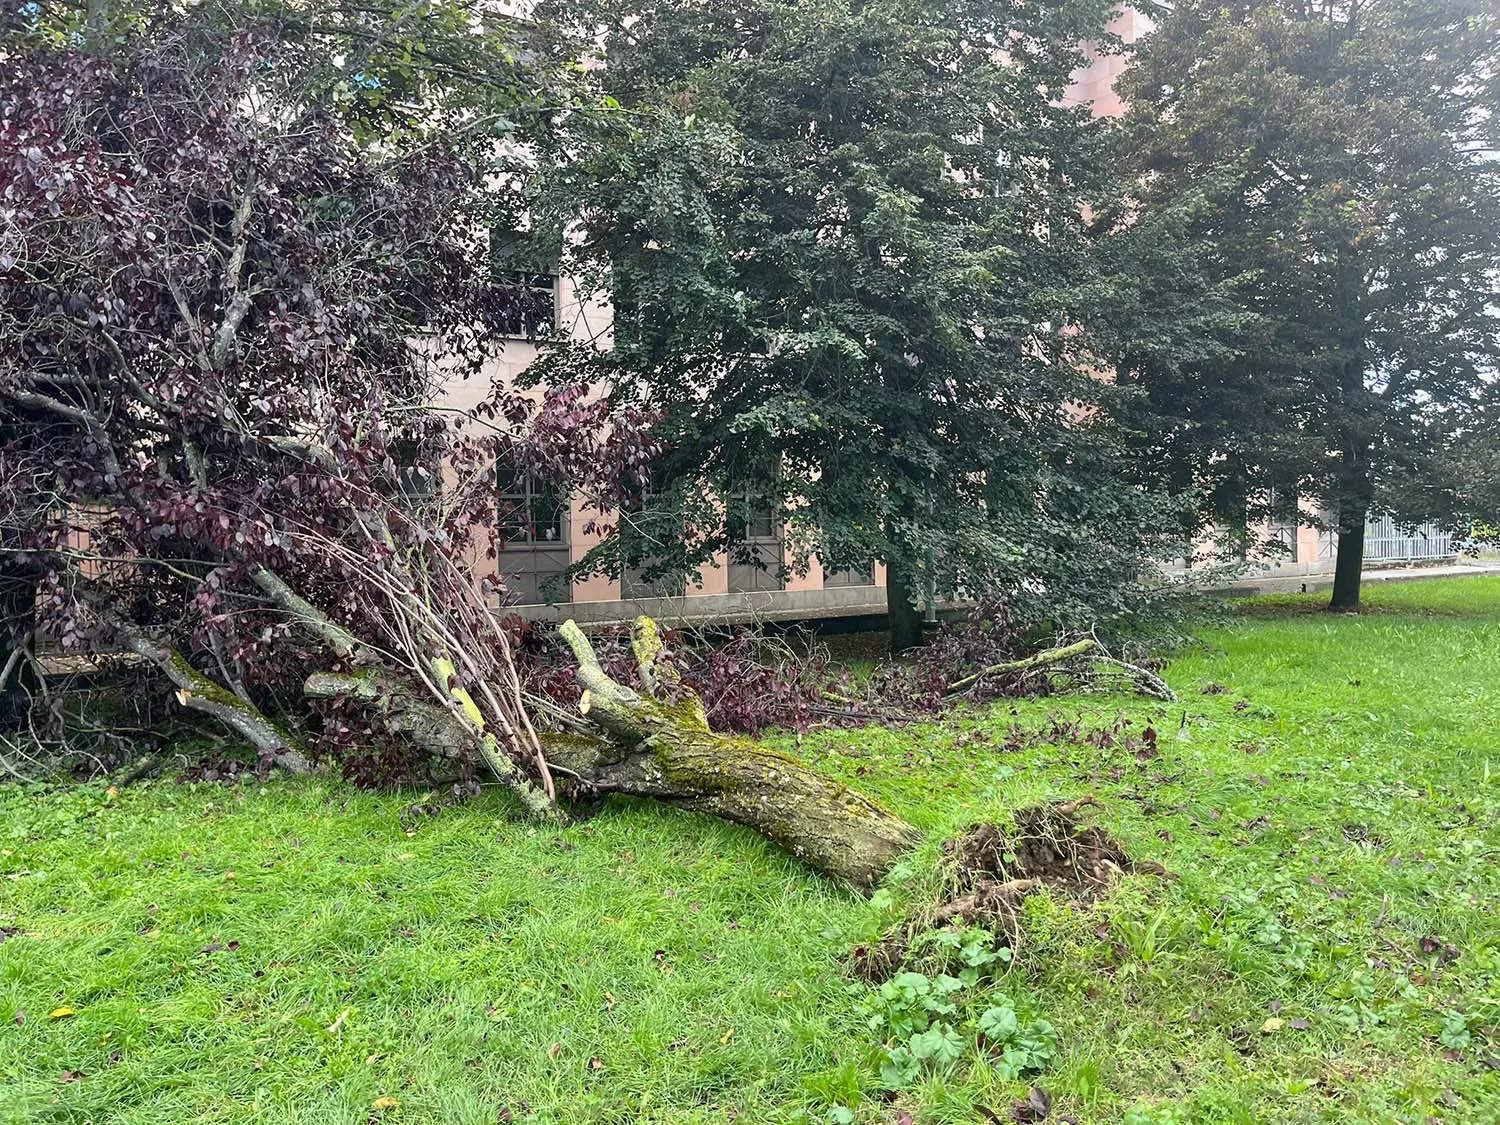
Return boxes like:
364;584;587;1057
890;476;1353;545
530;0;1188;649
1110;0;1500;608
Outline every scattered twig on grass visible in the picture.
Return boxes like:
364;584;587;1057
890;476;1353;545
1088;653;1178;702
944;637;1099;697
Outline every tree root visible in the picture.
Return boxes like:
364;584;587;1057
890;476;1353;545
854;799;1170;982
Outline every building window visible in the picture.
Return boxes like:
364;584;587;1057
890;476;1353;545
490;228;559;339
497;467;570;605
824;562;875;588
727;480;784;593
498;468;566;545
1268;485;1298;552
619;483;684;599
390;439;439;502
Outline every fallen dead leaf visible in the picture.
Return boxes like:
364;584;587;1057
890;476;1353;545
371;1095;398;1110
1011;1084;1052;1121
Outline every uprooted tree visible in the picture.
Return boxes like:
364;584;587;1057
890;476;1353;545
0;13;588;803
1;8;1169;894
0;9;932;888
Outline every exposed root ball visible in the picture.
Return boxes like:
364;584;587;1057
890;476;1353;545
946;795;1146;902
854;797;1166;982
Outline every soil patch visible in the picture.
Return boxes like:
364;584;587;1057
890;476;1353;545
854;796;1165;981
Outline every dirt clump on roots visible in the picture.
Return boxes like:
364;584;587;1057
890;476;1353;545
853;796;1168;982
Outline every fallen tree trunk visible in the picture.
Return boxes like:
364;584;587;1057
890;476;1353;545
292;614;915;887
79;589;316;776
304;666;557;818
121;629;315;776
545;618;920;889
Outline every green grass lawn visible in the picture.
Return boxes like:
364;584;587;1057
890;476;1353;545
3;577;1499;1124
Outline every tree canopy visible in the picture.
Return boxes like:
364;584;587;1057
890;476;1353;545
528;0;1190;649
0;4;602;793
1107;0;1500;608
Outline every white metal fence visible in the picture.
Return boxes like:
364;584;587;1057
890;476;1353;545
1316;517;1457;563
1360;516;1455;562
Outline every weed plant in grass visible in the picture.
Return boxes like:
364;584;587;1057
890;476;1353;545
3;577;1499;1123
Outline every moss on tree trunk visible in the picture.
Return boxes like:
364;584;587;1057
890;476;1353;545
551;618;919;889
543;722;918;889
288;613;920;888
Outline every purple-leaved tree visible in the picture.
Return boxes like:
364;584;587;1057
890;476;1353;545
0;10;920;886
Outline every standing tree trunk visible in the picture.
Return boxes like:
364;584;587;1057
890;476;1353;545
1330;407;1373;612
1329;289;1374;613
885;552;925;655
1329;506;1367;611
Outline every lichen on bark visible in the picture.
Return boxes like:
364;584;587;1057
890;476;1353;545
549;616;919;889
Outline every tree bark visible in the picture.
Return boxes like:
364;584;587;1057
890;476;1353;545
545;723;918;889
1330;420;1372;612
550;617;920;888
945;637;1099;696
885;554;925;655
304;667;557;819
1329;509;1366;611
1330;281;1373;614
118;626;315;774
0;458;39;732
76;584;314;773
294;615;921;886
0;562;38;733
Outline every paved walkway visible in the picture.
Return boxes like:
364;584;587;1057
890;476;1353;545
1217;559;1500;597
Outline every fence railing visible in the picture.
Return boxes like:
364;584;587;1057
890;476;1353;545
1361;516;1455;562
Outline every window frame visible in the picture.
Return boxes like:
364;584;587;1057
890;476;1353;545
497;468;569;548
489;227;561;340
824;561;875;588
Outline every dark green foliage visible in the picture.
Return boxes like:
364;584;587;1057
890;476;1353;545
529;0;1191;643
1107;0;1500;608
